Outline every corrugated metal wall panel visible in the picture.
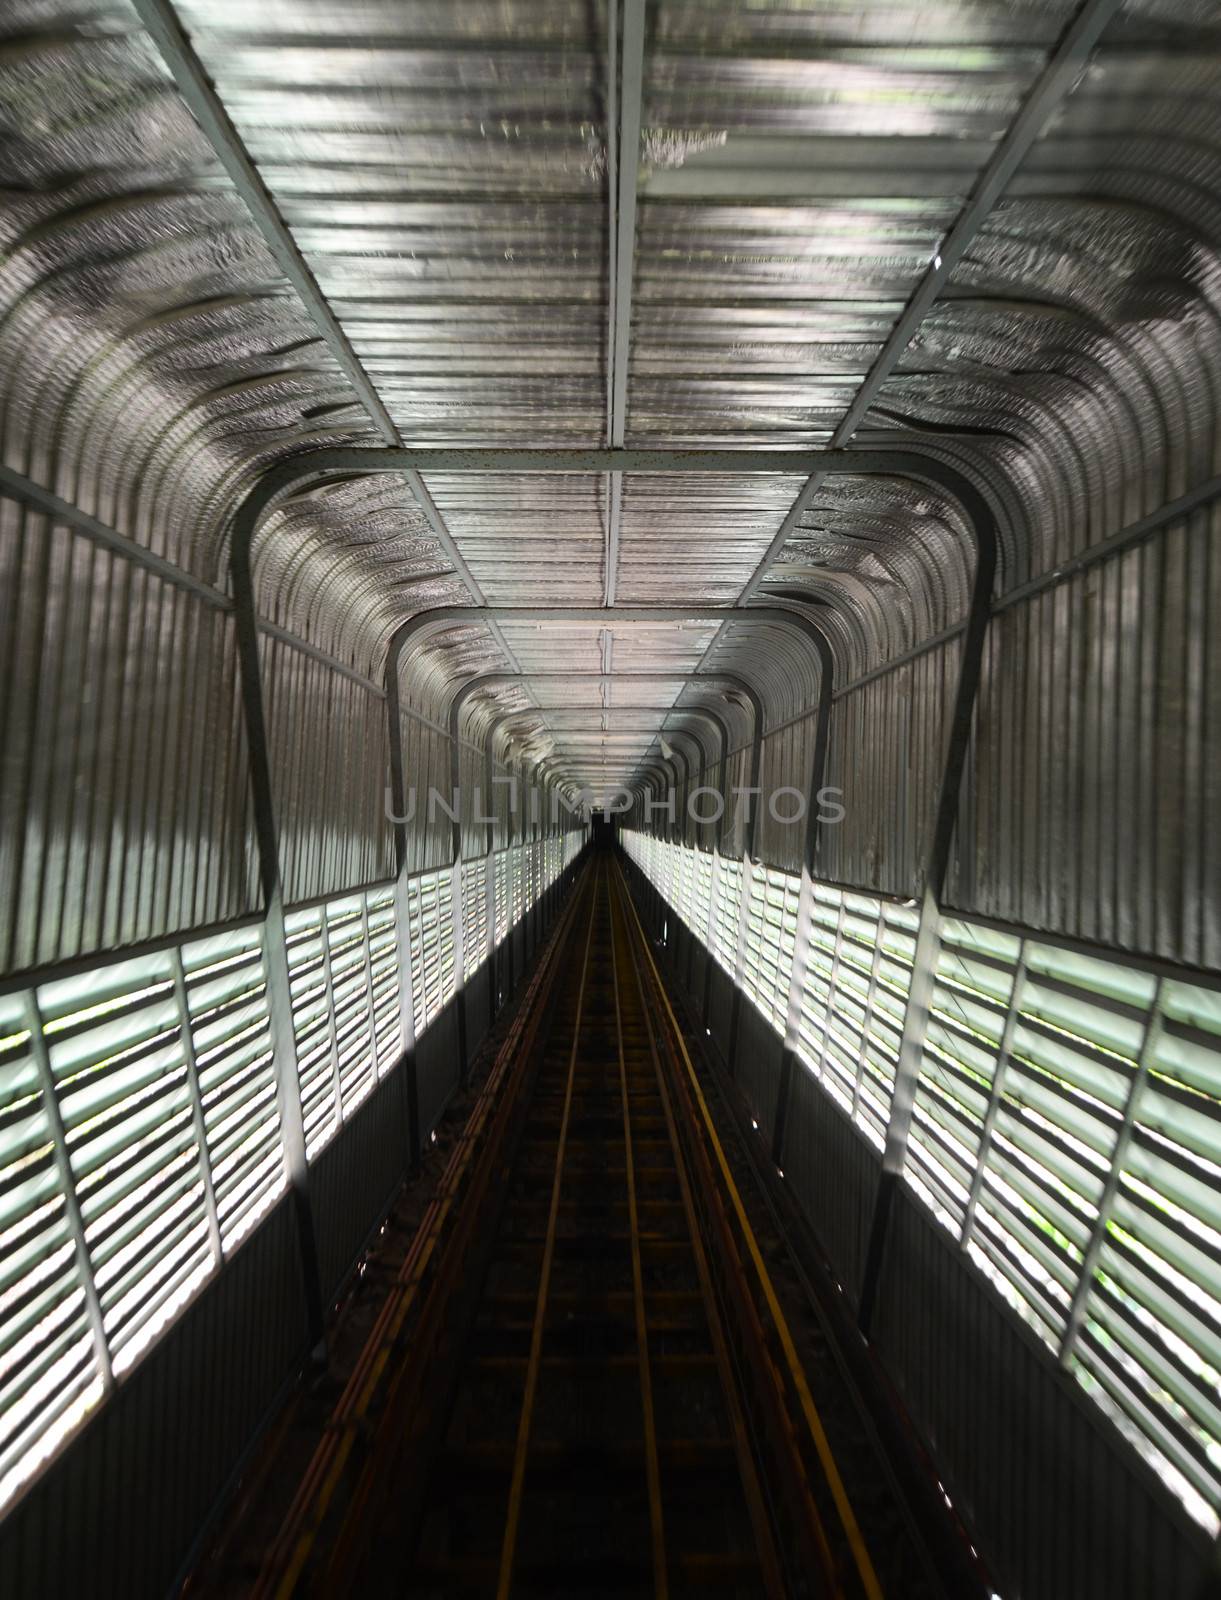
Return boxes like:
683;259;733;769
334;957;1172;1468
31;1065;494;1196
949;506;1221;970
820;638;962;898
0;506;256;976
398;716;456;875
753;714;820;873
872;1189;1208;1600
0;1195;306;1600
260;638;393;906
718;745;752;860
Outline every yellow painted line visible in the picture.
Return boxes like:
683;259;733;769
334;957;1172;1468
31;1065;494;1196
610;889;669;1598
496;865;601;1598
617;860;885;1600
270;866;592;1599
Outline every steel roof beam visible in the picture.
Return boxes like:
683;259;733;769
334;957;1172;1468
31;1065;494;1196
131;0;531;703
228;442;993;887
602;0;646;604
732;0;1123;611
446;670;753;849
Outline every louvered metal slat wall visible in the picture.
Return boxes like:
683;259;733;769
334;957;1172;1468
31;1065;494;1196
797;886;918;1151
285;889;406;1163
0;992;105;1510
285;905;340;1159
622;831;1221;1561
365;889;402;1079
711;857;742;979
37;958;218;1379
493;850;511;955
743;868;800;1037
179;926;283;1254
0;919;290;1514
462;858;488;982
0;837;584;1543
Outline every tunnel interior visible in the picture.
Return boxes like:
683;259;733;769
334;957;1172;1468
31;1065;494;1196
0;2;1219;1598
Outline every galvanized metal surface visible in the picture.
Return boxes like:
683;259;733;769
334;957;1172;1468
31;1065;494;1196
0;842;584;1592
623;839;1217;1599
872;1188;1207;1600
2;0;1221;1589
0;1194;308;1600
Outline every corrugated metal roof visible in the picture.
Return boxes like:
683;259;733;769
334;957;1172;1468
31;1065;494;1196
1;0;1218;857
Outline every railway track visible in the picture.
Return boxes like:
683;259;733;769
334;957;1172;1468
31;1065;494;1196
246;852;939;1598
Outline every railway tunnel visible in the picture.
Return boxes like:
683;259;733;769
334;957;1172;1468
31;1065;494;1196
0;1;1219;1597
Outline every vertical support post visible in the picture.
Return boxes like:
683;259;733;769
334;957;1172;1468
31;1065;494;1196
714;738;730;858
393;870;421;1174
856;465;997;1335
25;990;114;1391
1059;980;1163;1364
260;910;326;1349
386;650;422;1174
816;899;848;1081
356;891;381;1078
231;547;325;1350
509;758;524;992
172;949;224;1266
448;710;469;1084
960;940;1028;1248
452;859;469;1084
726;853;755;1076
771;864;815;1165
485;764;497;1026
724;658;790;1073
857;886;941;1332
316;904;344;1132
850;908;889;1128
703;848;722;1029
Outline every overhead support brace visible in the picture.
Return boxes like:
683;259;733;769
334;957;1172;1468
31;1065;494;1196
730;0;1125;612
229;444;995;888
602;0;647;604
479;709;721;837
229;517;327;1353
445;671;755;857
228;446;997;1317
383;600;833;878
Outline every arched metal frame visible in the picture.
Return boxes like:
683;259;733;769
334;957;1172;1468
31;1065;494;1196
484;709;714;801
480;709;711;854
228;445;998;1347
385;600;833;872
445;669;757;859
229;445;996;896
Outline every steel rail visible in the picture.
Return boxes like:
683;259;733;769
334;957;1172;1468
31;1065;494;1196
496;866;601;1597
608;869;668;1598
610;866;790;1599
616;858;885;1600
250;856;592;1597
